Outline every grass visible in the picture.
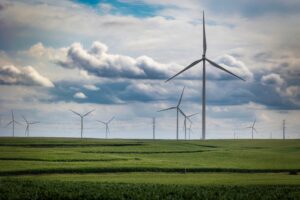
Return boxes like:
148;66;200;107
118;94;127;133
0;137;299;199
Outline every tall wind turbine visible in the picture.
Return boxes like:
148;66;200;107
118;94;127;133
165;11;245;140
246;119;257;139
22;115;39;137
97;117;114;139
6;110;21;137
70;109;95;138
158;87;185;140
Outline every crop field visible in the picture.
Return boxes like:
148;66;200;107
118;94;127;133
0;137;299;199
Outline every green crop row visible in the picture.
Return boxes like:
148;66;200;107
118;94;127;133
1;178;300;200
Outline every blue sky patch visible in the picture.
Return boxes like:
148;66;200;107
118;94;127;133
75;0;163;17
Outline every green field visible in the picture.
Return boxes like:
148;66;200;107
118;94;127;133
0;137;299;199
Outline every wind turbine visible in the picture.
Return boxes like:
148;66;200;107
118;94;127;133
187;122;193;140
165;11;245;140
246;119;257;139
70;109;95;138
5;110;21;137
158;87;185;140
182;112;199;140
97;117;114;139
21;115;39;137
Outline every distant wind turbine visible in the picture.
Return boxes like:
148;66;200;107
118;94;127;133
182;112;199;140
5;110;21;137
97;117;114;139
70;109;95;138
165;11;245;140
158;87;185;140
246;119;257;139
22;115;39;137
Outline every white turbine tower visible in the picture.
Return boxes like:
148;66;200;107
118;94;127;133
6;110;21;137
246;119;257;139
97;117;114;139
158;87;185;140
21;115;39;137
165;11;245;140
70;109;95;139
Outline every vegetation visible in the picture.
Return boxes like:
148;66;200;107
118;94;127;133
0;137;299;199
1;179;300;200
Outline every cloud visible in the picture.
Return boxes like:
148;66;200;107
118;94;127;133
83;84;100;91
25;42;67;60
57;41;252;81
212;54;253;80
0;65;54;87
57;41;179;80
73;92;87;99
261;73;285;86
98;3;114;14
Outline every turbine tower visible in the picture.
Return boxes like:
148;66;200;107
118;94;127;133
70;109;95;138
97;117;114;139
246;119;257;139
158;87;185;140
283;120;286;140
5;110;21;137
22;115;39;137
165;11;245;140
152;117;156;140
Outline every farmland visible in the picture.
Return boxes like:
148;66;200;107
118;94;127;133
0;137;299;199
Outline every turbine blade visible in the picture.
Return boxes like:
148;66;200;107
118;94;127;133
203;11;207;55
5;121;13;127
83;109;95;117
178;108;186;117
21;115;28;123
70;109;81;117
15;120;22;125
187;117;192;123
97;120;106;125
165;59;203;82
108;116;115;124
253;128;258;133
253;119;256;127
187;112;200;118
157;106;176;112
177;86;185;106
205;58;245;81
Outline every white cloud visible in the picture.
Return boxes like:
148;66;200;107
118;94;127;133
73;92;87;99
25;42;67;60
0;65;54;87
213;54;253;81
58;41;180;79
83;84;100;91
98;3;114;14
261;73;285;86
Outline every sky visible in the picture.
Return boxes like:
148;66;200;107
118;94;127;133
0;0;299;139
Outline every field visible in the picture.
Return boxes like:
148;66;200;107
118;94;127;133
0;137;299;199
